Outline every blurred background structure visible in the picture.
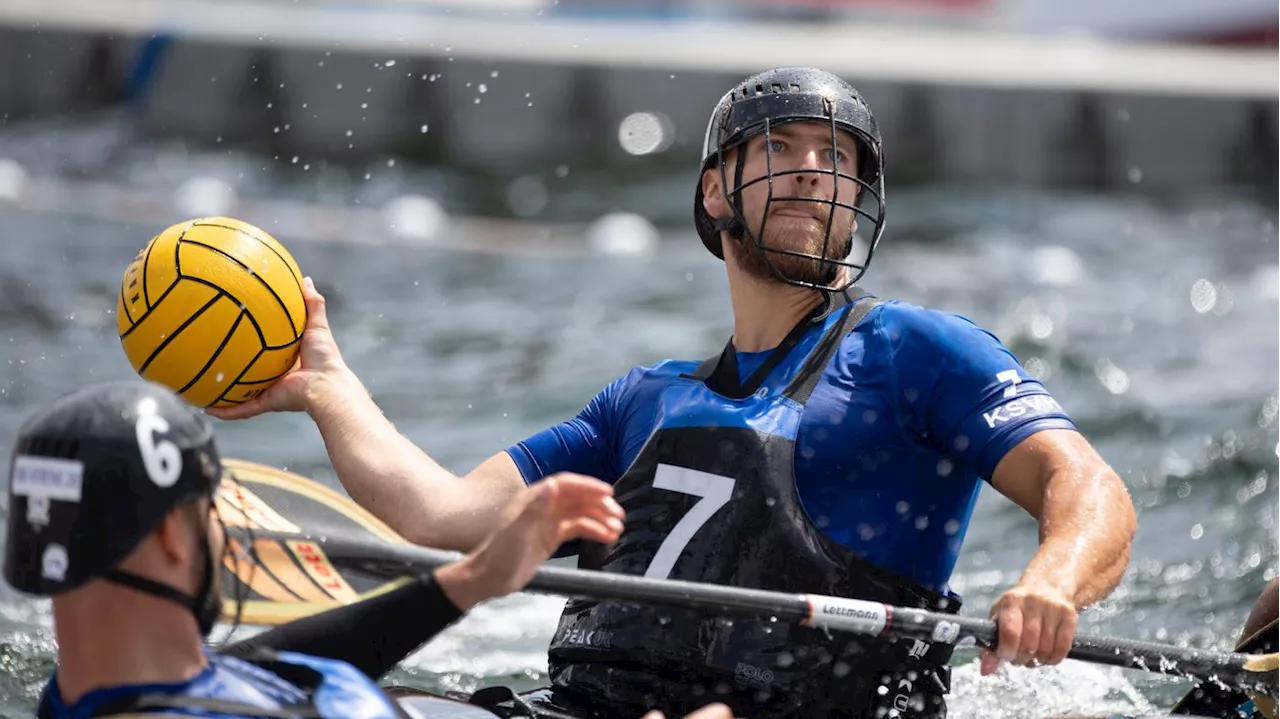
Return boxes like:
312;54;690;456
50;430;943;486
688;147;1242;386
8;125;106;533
0;0;1275;226
0;2;1276;717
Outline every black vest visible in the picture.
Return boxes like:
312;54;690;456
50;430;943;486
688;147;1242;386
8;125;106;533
547;292;962;719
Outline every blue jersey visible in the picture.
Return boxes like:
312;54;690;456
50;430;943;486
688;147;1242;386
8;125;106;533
38;650;401;719
507;299;1076;591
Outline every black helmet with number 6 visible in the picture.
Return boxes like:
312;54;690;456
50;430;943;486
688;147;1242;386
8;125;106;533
693;67;886;292
3;379;225;635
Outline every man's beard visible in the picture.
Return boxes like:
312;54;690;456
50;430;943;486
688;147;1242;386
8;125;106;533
734;218;853;287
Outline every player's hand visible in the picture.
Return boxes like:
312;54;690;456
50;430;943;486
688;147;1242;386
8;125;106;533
435;473;624;610
641;703;735;719
206;277;361;420
981;579;1077;675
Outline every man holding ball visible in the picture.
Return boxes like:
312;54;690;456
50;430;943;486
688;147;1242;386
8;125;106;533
211;67;1137;719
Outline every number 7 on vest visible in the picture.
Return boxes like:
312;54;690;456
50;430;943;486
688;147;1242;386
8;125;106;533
644;464;737;580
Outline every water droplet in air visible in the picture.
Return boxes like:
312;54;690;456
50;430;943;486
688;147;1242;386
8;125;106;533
1190;279;1217;313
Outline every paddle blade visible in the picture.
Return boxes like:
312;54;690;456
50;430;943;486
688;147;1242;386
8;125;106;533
214;458;415;625
1172;616;1280;716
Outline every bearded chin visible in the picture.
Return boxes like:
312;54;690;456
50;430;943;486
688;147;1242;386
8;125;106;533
735;227;853;288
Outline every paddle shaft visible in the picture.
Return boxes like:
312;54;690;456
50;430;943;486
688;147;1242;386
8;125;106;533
235;529;1277;698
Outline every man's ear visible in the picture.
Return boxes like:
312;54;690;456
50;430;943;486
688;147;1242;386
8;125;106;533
701;166;729;221
152;505;192;565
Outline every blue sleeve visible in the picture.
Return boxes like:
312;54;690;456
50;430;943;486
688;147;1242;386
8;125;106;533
505;372;633;486
879;303;1078;480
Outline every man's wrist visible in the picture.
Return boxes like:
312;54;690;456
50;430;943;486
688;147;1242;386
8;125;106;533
433;557;493;612
1018;549;1082;603
304;368;369;418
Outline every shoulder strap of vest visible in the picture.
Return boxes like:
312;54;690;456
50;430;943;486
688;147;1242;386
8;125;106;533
782;292;882;405
682;287;872;400
683;341;733;386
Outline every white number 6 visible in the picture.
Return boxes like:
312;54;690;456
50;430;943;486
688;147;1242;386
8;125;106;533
996;369;1022;399
644;464;736;580
135;398;182;487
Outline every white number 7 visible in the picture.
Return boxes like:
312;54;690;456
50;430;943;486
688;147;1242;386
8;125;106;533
644;464;736;580
996;369;1022;399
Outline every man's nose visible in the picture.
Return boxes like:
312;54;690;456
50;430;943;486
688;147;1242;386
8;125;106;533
793;150;825;181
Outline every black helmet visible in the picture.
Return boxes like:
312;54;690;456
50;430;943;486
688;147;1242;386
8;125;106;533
693;67;886;292
3;380;225;632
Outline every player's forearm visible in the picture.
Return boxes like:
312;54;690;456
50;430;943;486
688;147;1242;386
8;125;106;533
1020;464;1136;608
303;372;495;550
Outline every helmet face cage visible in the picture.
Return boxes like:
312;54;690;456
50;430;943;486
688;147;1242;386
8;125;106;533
205;492;242;642
697;71;887;294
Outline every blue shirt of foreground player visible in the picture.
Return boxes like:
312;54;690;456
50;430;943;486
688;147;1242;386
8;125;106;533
507;299;1077;592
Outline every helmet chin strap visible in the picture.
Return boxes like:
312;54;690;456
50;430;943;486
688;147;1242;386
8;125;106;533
102;566;207;619
101;515;222;639
714;215;746;239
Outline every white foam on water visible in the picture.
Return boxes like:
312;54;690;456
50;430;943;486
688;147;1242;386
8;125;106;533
0;597;51;629
947;658;1166;718
400;593;565;678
